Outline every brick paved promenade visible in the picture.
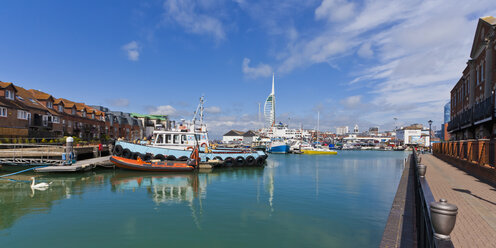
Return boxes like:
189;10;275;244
421;154;496;247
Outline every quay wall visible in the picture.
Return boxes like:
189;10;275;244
433;140;496;184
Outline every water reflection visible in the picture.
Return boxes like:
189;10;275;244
0;172;111;230
110;172;205;205
0;166;269;231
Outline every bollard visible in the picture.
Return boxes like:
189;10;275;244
65;137;74;165
430;199;458;240
417;164;427;177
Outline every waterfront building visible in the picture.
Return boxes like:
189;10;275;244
0;80;144;141
353;124;359;133
130;113;168;138
336;126;349;135
448;16;496;140
368;127;379;136
222;130;245;143
396;124;430;147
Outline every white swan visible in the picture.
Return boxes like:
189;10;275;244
31;177;52;190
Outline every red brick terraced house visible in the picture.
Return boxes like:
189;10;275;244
0;81;144;141
448;16;496;140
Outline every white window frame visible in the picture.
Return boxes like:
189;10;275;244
52;116;60;123
0;107;7;117
72;108;76;115
5;90;14;100
17;110;30;120
58;105;63;112
82;110;86;118
47;101;53;108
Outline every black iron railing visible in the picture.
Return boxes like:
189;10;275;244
412;151;455;248
447;94;495;132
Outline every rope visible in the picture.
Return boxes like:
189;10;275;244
0;166;48;178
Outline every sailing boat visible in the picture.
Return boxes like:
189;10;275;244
301;111;338;155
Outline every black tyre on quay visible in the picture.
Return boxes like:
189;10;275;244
224;157;234;167
166;155;177;161
256;157;265;166
235;156;246;167
122;148;132;159
113;145;123;156
245;156;256;166
154;154;166;161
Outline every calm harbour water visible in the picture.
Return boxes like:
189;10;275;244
0;151;407;247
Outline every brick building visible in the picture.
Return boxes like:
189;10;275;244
0;81;144;141
448;16;496;140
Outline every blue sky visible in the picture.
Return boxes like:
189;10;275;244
1;0;496;137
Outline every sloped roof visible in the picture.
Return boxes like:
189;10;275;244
481;16;496;25
28;89;53;101
13;85;48;111
58;98;76;108
470;16;496;58
0;81;16;91
243;130;258;137
223;130;245;136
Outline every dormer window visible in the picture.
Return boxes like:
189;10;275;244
72;108;76;115
92;113;95;119
47;101;53;108
58;105;63;112
82;110;86;118
5;90;14;100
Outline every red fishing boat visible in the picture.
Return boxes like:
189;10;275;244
110;146;199;172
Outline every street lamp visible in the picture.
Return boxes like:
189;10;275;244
428;120;433;153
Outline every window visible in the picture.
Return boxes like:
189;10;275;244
0;107;7;117
29;98;36;103
16;96;23;101
91;113;95;119
58;105;63;112
47;101;53;108
42;115;50;126
5;90;14;100
156;134;164;144
181;135;186;144
165;134;171;143
481;62;484;81
173;134;179;144
68;121;72;127
52;116;60;123
17;110;30;120
82;110;86;118
72;108;76;115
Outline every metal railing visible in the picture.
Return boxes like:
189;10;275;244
448;94;494;132
412;151;455;248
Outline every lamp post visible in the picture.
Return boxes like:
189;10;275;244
428;120;433;153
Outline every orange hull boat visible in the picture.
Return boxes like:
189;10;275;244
110;156;196;172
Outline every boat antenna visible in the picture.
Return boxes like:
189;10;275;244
192;96;205;125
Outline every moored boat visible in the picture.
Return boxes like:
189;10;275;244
301;147;338;155
110;156;196;172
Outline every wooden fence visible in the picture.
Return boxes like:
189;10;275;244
433;139;496;168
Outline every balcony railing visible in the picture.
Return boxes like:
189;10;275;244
447;94;494;132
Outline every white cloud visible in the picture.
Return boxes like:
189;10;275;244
357;42;373;58
148;105;177;115
122;41;140;61
163;0;225;41
315;0;355;23
205;106;221;114
242;58;273;78
340;95;362;108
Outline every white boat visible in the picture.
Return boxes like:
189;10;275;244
113;97;267;166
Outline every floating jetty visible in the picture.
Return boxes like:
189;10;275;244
34;156;112;173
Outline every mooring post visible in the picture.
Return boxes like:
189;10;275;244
66;137;74;165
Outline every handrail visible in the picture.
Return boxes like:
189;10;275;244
412;150;455;248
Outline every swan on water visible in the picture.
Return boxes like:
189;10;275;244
30;177;52;190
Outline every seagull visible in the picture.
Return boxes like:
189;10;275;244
30;177;52;190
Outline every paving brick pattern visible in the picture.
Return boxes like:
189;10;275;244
421;154;496;248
